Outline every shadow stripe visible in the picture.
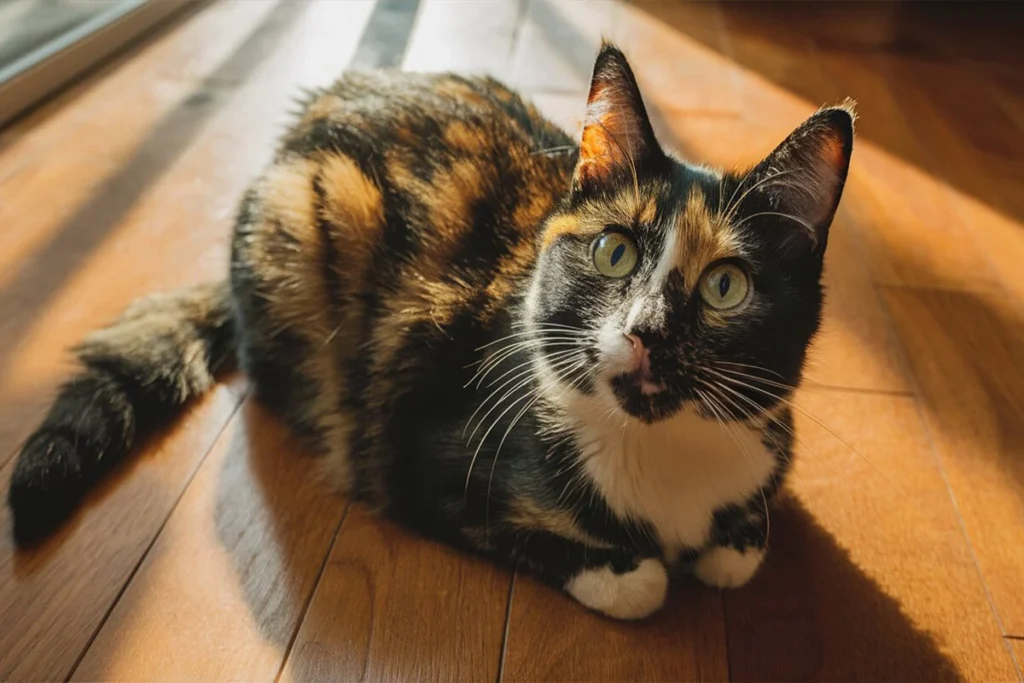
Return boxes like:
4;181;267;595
349;0;422;70
0;0;311;469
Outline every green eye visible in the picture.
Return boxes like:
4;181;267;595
699;262;750;310
592;232;639;278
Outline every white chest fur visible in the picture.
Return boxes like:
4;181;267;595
574;403;776;554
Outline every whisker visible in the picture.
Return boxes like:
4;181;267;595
467;337;583;388
698;387;771;547
484;358;589;534
704;369;897;490
719;169;798;229
472;343;580;390
463;349;580;439
484;347;580;389
711;365;799;394
713;360;788;381
465;352;583;443
465;388;539;499
732;211;815;234
476;327;589;351
511;321;587;331
536;144;577;156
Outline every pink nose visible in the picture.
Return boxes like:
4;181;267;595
625;334;651;376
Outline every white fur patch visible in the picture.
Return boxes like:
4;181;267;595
551;374;776;555
694;546;765;589
565;558;668;620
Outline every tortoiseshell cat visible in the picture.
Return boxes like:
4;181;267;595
9;44;853;619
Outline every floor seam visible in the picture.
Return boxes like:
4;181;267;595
496;571;518;683
273;501;352;683
875;291;1024;681
63;388;249;682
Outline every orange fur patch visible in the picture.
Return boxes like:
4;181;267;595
676;187;744;288
320;153;385;236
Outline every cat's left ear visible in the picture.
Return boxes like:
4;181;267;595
572;42;666;195
744;103;856;252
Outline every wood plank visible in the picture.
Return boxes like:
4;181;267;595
0;1;280;287
809;50;1001;293
0;382;244;682
617;1;742;115
878;55;1024;306
503;573;727;682
528;92;584;139
0;1;279;188
279;507;510;683
724;389;1017;681
883;286;1024;636
0;1;297;675
401;0;522;80
508;0;620;94
889;55;1024;222
71;399;346;681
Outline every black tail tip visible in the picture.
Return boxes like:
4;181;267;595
8;433;88;548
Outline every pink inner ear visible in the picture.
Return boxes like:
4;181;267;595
571;45;661;192
575;125;614;186
801;133;849;226
819;132;847;170
575;103;630;186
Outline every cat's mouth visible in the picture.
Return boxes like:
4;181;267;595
609;371;685;423
621;367;666;396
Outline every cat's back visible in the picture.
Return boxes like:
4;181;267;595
231;70;577;454
262;69;576;284
245;69;577;320
279;70;575;239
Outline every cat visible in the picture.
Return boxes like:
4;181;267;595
8;43;853;620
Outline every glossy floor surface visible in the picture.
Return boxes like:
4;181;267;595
1;1;1023;680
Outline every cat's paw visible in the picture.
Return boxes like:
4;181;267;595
694;546;764;589
565;558;668;620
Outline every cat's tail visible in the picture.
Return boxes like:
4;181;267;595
8;280;235;547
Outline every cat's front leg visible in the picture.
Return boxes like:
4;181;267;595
693;545;765;588
485;530;668;620
693;503;769;589
564;556;669;620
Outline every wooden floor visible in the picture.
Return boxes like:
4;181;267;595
2;1;1023;680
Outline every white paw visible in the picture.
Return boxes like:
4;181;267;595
565;558;669;620
694;546;764;589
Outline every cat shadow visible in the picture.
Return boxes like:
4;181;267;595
710;494;961;682
214;398;346;648
508;492;961;681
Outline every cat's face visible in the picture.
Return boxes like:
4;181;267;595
525;44;853;424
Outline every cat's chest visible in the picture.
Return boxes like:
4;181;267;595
578;407;777;554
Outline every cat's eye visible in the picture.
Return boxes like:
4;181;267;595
592;231;639;278
699;262;750;310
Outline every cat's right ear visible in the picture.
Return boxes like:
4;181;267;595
742;103;856;253
572;43;666;196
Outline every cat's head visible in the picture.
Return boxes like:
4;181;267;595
525;43;854;424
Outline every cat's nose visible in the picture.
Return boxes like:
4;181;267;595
624;334;652;377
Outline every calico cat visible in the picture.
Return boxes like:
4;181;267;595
8;43;853;620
